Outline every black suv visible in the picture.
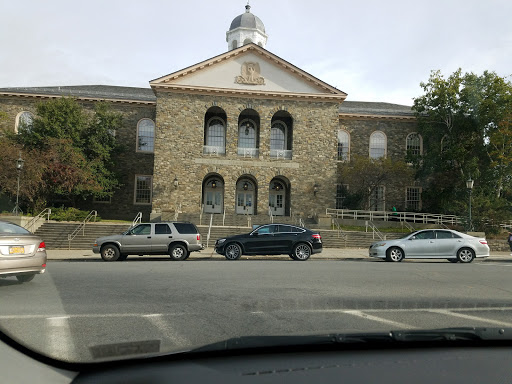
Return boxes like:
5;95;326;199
93;222;202;261
214;224;322;261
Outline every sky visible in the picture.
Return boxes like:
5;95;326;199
1;0;511;106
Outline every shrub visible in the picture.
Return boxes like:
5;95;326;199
50;207;101;222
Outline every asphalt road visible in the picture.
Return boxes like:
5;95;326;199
1;258;512;363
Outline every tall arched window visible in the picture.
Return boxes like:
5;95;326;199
15;111;34;134
238;119;258;157
337;130;350;161
271;120;291;159
137;119;155;152
406;133;422;156
204;117;226;155
369;131;386;159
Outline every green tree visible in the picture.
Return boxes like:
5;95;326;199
2;98;123;210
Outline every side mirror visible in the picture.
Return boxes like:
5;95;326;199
252;232;259;237
409;236;416;240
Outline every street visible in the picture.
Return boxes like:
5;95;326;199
1;258;512;362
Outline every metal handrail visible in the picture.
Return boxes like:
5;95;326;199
268;207;274;223
67;210;97;249
25;208;52;232
365;220;386;240
206;214;213;248
222;207;226;226
133;212;142;226
174;203;182;221
402;221;415;232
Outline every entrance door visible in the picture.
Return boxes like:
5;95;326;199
204;190;223;214
269;192;285;216
236;192;254;214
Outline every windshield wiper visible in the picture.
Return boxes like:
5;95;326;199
189;327;512;353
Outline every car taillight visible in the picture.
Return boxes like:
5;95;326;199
479;240;487;245
312;234;321;239
37;242;46;252
197;234;201;241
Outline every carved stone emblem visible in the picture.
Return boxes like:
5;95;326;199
235;62;265;85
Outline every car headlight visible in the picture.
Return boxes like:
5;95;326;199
377;243;387;247
217;239;226;245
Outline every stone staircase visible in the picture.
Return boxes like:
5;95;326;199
33;220;405;250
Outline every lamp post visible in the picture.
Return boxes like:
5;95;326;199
13;154;25;216
466;177;474;232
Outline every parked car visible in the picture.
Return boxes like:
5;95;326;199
0;220;47;283
214;224;322;260
369;229;490;263
93;222;203;261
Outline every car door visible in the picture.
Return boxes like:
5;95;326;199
244;225;278;254
120;224;153;253
435;230;462;256
152;223;173;253
272;225;297;253
404;230;436;257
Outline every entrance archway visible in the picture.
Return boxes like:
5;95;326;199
236;177;257;215
202;175;224;214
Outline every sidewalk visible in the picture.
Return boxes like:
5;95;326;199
45;247;512;262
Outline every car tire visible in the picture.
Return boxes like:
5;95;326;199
169;244;187;261
386;247;404;262
289;254;297;260
184;251;191;260
101;245;120;261
118;253;128;261
16;274;35;283
292;243;311;261
224;243;242;260
447;258;459;263
457;248;475;263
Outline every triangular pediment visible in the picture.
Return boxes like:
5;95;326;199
150;44;347;101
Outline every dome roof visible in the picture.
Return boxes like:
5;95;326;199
229;4;265;33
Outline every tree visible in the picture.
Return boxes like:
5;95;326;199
1;98;123;211
338;155;414;210
413;69;512;227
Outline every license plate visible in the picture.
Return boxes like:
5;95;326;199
9;246;25;254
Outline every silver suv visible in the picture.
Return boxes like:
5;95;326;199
93;222;202;261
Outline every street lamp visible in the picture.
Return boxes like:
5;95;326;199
13;154;25;216
466;177;474;232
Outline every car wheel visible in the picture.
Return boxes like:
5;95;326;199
293;243;311;261
184;251;191;260
447;258;459;263
225;243;242;260
169;244;187;261
289;254;297;260
16;274;35;283
457;248;475;263
118;253;128;261
101;245;120;261
386;247;404;262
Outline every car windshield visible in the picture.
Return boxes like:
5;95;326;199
1;0;512;370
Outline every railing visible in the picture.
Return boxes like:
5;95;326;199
237;147;259;158
222;207;226;226
67;210;97;249
365;220;386;240
24;208;52;232
402;221;415;232
268;207;274;223
203;146;225;155
326;208;461;226
206;214;213;248
174;203;182;221
132;212;142;226
270;149;292;160
299;218;305;228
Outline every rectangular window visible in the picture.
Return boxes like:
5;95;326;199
406;187;421;211
336;184;349;209
135;175;152;204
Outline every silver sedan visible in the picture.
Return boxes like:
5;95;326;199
369;229;490;263
0;220;47;282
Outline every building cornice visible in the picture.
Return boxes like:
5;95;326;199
0;92;156;106
339;112;416;121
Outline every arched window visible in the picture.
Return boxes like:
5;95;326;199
238;119;258;157
337;130;350;161
369;131;386;159
406;133;422;156
243;38;252;45
137;119;155;152
204;117;226;155
271;121;286;151
15;111;34;134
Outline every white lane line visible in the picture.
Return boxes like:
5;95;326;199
343;310;417;329
0;312;190;319
143;314;191;348
46;316;76;361
428;309;512;327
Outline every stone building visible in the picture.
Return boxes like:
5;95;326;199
0;5;421;222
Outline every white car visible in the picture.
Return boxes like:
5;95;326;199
369;229;489;263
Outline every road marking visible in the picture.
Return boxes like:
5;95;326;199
428;309;512;327
45;315;76;361
342;310;417;329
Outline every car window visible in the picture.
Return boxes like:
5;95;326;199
256;225;276;234
155;224;172;234
278;225;293;233
131;224;151;235
173;223;197;234
436;230;455;239
0;222;30;235
413;230;435;240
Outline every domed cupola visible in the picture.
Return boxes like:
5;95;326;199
226;3;268;51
